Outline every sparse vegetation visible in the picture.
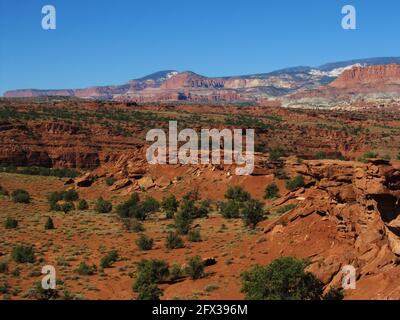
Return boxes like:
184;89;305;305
188;229;202;242
169;263;184;281
174;201;194;235
185;256;205;280
0;261;8;273
242;199;265;229
241;256;343;300
132;259;169;300
0;166;79;178
75;262;97;276
286;175;305;191
358;152;379;163
130;220;145;233
61;201;75;214
315;151;327;160
165;232;184;249
276;203;297;215
11;189;30;204
26;282;59;300
11;245;35;263
161;195;179;219
5;217;18;229
116;193;159;220
62;189;79;202
95;197;112;214
219;200;241;219
77;199;89;210
100;250;118;268
44;217;55;230
136;234;154;251
264;183;280;199
105;176;117;186
269;148;284;161
225;186;250;203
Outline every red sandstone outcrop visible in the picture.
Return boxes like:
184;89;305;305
260;159;400;299
330;64;400;89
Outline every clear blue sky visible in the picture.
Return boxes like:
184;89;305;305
1;0;399;94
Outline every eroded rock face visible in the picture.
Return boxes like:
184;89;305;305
330;64;400;89
261;159;400;298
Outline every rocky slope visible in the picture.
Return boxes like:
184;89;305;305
258;158;400;299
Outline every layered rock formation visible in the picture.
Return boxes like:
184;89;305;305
330;64;400;88
5;58;400;103
260;159;400;298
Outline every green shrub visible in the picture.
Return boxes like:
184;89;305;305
196;199;211;218
133;259;170;290
11;189;30;204
264;183;280;199
116;193;140;216
174;204;193;235
0;185;8;196
358;152;379;163
26;282;58;300
5;217;18;229
49;201;61;212
136;234;154;251
75;262;97;276
315;151;327;160
77;199;89;210
137;283;163;300
185;256;205;280
116;193;153;220
240;256;336;300
44;217;55;230
188;229;202;242
225;186;250;203
276;203;297;215
165;232;184;249
286;175;305;191
205;284;220;292
242;199;265;229
62;189;79;202
269;148;284;161
219;200;241;219
11;245;35;263
95;197;112;213
16;166;79;178
0;282;10;294
274;168;289;180
323;286;344;300
161;195;179;219
0;261;8;273
100;250;118;268
130;220;145;233
169;263;184;281
48;191;63;203
105;176;116;186
141;197;160;214
61;201;75;213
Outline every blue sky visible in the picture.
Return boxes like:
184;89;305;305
1;0;399;94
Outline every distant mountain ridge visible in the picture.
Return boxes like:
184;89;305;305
4;57;400;103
